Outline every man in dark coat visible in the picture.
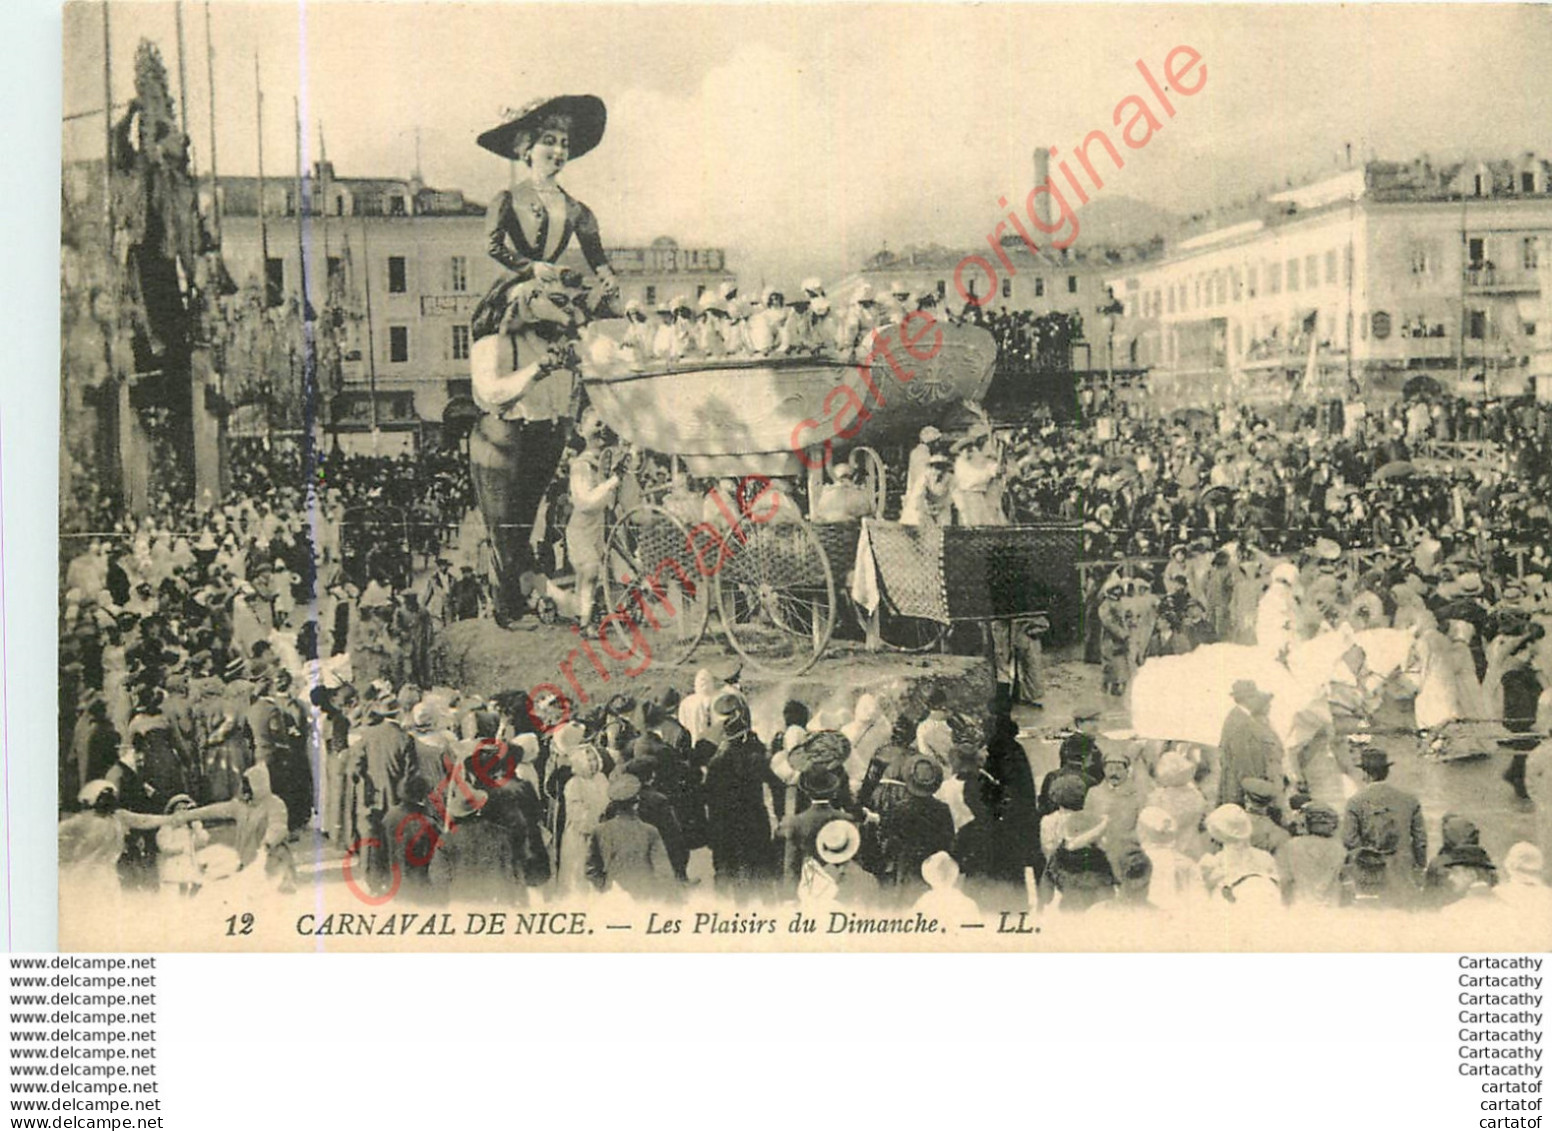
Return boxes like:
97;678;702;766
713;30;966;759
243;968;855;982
354;698;415;891
621;755;688;883
983;706;1042;878
107;737;160;891
1342;745;1426;907
1217;680;1285;807
73;698;121;794
697;692;775;896
777;765;854;889
876;755;956;905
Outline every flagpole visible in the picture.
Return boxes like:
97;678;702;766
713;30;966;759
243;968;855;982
174;1;190;153
255;52;270;305
203;2;220;243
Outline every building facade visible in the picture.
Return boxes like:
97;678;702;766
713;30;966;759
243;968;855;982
1107;154;1552;405
212;164;733;450
857;241;1120;320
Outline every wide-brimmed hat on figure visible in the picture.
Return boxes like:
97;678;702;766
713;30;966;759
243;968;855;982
478;95;607;160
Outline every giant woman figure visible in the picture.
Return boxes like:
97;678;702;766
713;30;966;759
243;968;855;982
469;94;619;624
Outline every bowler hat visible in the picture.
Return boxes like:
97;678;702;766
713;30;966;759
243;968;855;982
798;765;841;801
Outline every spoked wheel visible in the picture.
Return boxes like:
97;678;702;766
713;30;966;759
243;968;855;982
714;516;836;675
601;503;709;670
851;446;888;518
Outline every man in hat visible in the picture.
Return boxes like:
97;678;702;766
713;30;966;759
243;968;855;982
1040;707;1105;815
1341;744;1426;904
1084;746;1147;874
619;753;688;883
700;691;776;893
72;697;121;795
875;755;955;905
448;565;485;622
587;774;675;900
1217;680;1285;808
777;763;854;889
353;694;415;891
1098;576;1132;696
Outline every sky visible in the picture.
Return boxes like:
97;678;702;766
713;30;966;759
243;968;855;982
62;2;1552;286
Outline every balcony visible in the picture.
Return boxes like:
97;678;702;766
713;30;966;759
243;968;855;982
420;294;478;317
1464;263;1539;292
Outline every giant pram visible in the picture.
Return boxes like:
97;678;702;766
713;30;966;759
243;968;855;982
579;318;1083;674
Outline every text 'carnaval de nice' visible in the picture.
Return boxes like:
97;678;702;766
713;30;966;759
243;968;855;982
294;909;955;938
1457;955;1549;1117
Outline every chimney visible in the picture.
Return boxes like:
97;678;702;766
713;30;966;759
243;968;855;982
1033;148;1053;230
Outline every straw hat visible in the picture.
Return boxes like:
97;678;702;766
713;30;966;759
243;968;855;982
815;819;861;864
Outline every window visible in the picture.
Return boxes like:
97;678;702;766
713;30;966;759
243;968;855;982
1409;244;1431;275
451;324;470;361
1305;254;1319;288
351;197;362;216
389;326;409;362
334;195;345;216
936;280;946;297
1525;238;1540;270
283;190;295;216
450;256;468;293
1034;277;1045;297
1468;310;1487;340
1067;275;1078;294
388;256;407;294
1343;245;1353;284
1267;262;1282;295
1247;264;1258;298
1325;249;1338;285
1167;287;1175;314
1474;174;1487;197
1468;237;1485;267
264;258;284;307
326;256;344;286
389;195;407;216
1001;278;1012;299
1524;322;1538;338
1287;258;1300;292
644;284;657;305
1523;172;1537;193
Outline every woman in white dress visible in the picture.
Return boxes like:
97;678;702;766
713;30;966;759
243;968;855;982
1413;617;1484;730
